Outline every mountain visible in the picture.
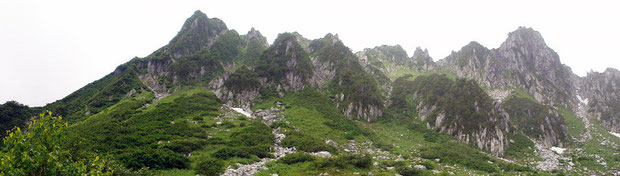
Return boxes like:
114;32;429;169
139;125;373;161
2;10;620;175
580;68;620;133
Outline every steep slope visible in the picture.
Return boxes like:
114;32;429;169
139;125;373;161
44;10;232;122
391;74;511;156
167;10;228;58
580;68;620;133
212;33;385;121
307;34;384;121
502;90;568;147
439;27;578;107
0;101;38;140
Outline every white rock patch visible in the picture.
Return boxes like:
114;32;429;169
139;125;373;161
610;131;620;138
231;107;253;118
550;147;566;154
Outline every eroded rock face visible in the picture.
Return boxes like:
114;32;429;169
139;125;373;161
417;100;511;156
438;27;578;107
411;47;436;72
307;34;385;121
580;68;620;133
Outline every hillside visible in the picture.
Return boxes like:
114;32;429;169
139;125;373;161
1;10;619;176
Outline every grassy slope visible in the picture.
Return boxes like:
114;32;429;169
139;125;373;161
250;88;546;175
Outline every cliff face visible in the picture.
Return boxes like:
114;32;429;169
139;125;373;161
580;68;620;133
391;74;510;156
437;27;576;147
439;27;578;107
307;34;384;121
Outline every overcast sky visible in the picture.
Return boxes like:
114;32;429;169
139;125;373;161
1;0;619;107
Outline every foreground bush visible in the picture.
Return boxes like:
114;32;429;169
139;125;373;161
196;157;225;176
0;112;110;175
117;148;189;170
313;154;372;169
282;131;336;152
279;153;316;164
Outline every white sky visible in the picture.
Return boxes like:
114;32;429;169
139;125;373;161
1;0;619;107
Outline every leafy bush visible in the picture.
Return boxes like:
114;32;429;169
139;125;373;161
255;33;313;84
282;131;336;153
0;112;109;175
212;147;251;159
279;153;316;164
397;166;423;176
314;154;372;169
196;157;225;176
224;66;260;93
162;138;207;153
0;101;35;140
420;141;498;173
117;148;189;170
419;160;436;170
228;122;274;148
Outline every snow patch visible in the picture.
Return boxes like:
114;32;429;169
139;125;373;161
231;107;253;118
610;131;620;138
576;94;588;105
550;147;566;154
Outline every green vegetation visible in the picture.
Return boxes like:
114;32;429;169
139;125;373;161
167;10;227;57
502;90;567;142
391;74;501;135
65;89;219;170
195;156;225;176
255;33;313;84
45;66;147;123
558;107;586;140
0;101;36;140
278;153;316;165
256;88;374;144
503;133;536;160
313;154;372;169
224;66;260;93
282;131;336;152
1;112;109;175
309;34;384;115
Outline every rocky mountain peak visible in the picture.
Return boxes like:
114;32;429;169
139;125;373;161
368;45;409;63
245;27;269;48
412;47;429;58
167;10;228;58
501;27;548;51
322;33;340;45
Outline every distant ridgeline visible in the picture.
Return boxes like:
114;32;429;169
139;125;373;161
2;10;620;175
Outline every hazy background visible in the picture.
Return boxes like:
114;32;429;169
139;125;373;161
1;0;619;107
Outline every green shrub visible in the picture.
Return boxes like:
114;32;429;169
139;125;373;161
0;112;109;175
117;148;189;170
196;157;225;176
221;121;236;128
279;153;316;164
162;139;207;153
212;147;250;159
397;166;423;176
419;160;436;170
282;131;336;153
206;137;226;145
192;116;203;121
314;154;372;169
420;141;498;173
241;144;273;158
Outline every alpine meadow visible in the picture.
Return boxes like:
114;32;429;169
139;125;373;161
2;9;620;176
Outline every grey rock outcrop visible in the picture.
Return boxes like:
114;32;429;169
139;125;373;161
579;68;620;133
438;27;578;107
